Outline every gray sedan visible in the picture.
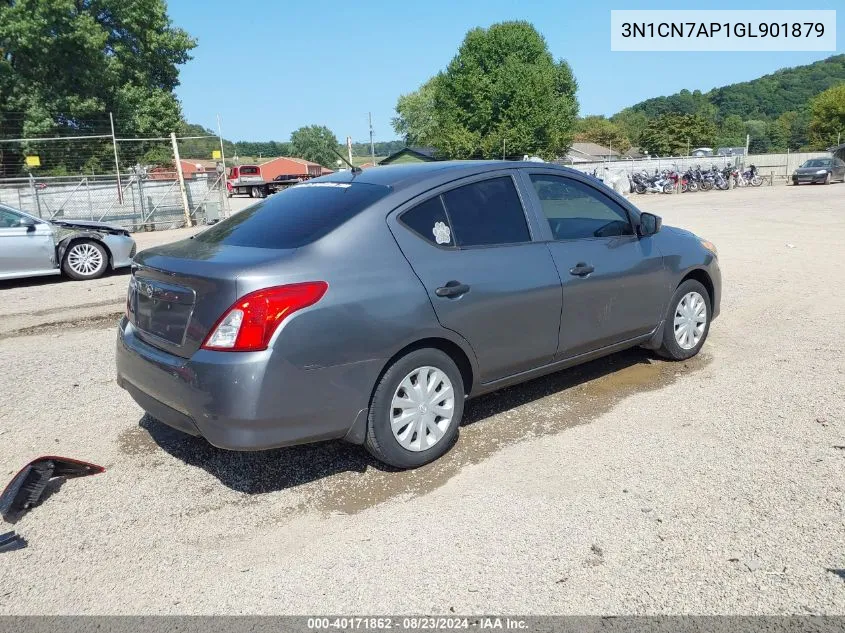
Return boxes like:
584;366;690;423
117;161;721;469
0;204;136;281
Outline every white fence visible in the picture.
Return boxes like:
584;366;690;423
561;151;832;182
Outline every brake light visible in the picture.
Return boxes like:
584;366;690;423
202;282;328;352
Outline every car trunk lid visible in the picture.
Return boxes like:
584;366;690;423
128;238;296;358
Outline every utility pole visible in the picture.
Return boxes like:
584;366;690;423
109;112;123;204
171;132;192;227
216;114;230;217
369;112;375;166
745;133;750;158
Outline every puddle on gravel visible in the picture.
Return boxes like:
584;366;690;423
125;348;710;517
310;350;710;514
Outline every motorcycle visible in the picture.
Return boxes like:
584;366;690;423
743;164;763;187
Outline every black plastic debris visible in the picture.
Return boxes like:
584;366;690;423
0;456;104;521
0;531;26;553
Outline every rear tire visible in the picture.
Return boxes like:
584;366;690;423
656;279;711;361
62;239;108;280
365;348;464;469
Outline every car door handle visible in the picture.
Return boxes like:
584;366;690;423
435;281;470;298
569;263;595;277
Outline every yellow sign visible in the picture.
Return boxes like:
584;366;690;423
212;150;221;159
25;155;41;167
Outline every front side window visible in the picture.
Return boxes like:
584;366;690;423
529;175;633;240
441;176;530;247
0;207;25;228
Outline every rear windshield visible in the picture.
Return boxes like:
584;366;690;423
194;182;391;249
238;166;260;175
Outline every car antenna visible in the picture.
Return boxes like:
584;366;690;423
330;148;362;174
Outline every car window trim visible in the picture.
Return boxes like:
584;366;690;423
394;171;537;250
522;169;638;243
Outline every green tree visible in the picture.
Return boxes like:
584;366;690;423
745;119;771;153
808;84;845;149
392;77;442;147
715;114;746;148
610;110;648;146
290;125;340;168
573;116;630;153
0;0;196;176
393;21;578;160
639;114;717;156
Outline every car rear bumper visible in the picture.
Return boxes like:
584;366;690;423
115;317;375;450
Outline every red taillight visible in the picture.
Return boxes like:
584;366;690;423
202;282;328;352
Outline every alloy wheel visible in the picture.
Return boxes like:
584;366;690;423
67;243;104;276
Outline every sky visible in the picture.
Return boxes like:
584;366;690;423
168;0;844;144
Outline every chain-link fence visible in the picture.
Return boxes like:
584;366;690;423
0;171;227;229
0;112;231;230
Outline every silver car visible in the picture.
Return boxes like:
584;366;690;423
0;204;136;281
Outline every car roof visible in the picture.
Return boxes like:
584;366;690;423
314;160;585;191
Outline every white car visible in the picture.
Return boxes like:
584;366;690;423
0;204;136;281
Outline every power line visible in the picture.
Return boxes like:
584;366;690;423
0;134;113;142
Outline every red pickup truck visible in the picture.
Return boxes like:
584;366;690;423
227;165;310;198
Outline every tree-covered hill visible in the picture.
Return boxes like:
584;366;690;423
620;54;845;123
605;54;845;154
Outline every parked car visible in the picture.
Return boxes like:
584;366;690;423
0;204;135;281
791;157;845;185
117;162;721;469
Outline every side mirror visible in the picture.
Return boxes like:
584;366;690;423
19;216;36;231
638;212;662;237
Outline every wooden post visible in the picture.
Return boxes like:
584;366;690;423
171;132;193;227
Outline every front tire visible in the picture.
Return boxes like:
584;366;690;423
62;239;108;280
656;280;711;361
365;349;464;469
824;172;832;185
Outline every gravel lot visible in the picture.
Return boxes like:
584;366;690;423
0;183;843;614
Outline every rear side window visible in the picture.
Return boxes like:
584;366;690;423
195;182;390;249
400;196;453;247
441;177;530;247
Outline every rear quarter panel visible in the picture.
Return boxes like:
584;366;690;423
237;198;480;410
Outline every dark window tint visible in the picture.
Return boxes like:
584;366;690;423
530;175;633;240
441;177;530;247
194;182;390;249
400;196;453;247
239;166;260;175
